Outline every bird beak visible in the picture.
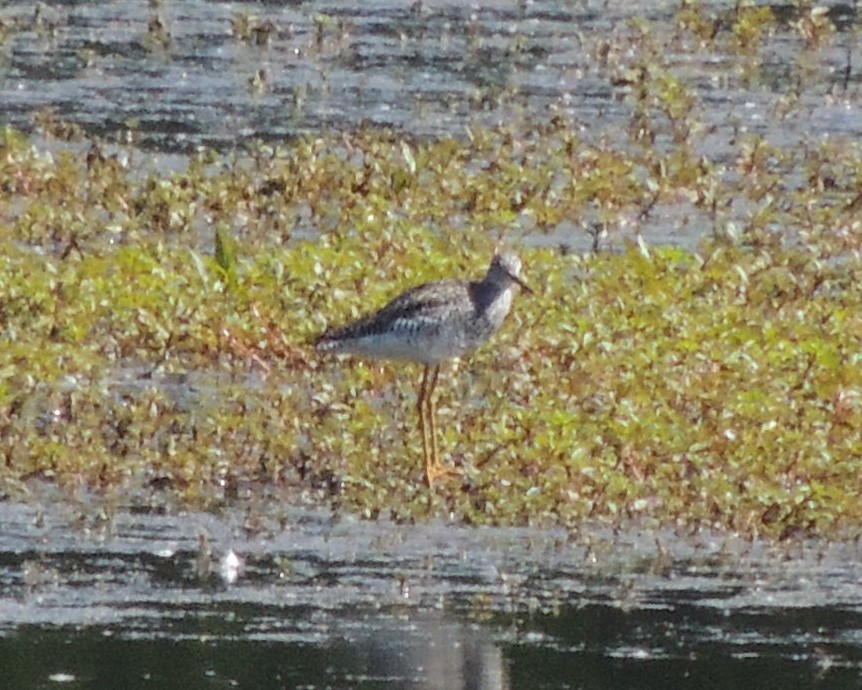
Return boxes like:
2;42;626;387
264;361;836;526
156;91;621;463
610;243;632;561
509;271;533;295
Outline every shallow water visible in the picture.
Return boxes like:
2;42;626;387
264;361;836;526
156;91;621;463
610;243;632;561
1;497;861;688
0;1;858;152
2;0;861;253
0;0;651;150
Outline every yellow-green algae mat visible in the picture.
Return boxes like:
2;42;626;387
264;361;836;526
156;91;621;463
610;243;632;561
2;124;862;539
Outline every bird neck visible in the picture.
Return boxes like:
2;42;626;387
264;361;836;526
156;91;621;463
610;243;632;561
470;277;510;313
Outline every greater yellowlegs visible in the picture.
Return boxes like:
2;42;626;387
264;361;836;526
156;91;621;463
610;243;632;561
315;251;532;485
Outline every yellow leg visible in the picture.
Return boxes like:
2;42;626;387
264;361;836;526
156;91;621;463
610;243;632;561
420;365;445;486
427;364;441;474
416;365;431;483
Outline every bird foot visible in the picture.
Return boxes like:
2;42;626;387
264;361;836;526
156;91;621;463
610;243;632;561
425;463;463;487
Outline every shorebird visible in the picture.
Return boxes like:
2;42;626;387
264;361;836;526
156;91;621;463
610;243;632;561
314;251;532;486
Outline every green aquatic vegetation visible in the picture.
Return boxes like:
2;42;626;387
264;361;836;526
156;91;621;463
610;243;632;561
794;4;835;50
1;227;862;538
672;3;777;56
3;93;862;539
674;1;720;46
730;6;776;54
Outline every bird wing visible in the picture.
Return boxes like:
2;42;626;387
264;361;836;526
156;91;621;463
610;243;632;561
319;279;474;343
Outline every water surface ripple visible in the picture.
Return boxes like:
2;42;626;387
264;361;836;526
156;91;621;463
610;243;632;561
0;500;860;688
0;0;857;153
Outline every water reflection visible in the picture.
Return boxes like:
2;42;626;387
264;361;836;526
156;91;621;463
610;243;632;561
349;615;509;690
1;618;508;690
0;499;860;687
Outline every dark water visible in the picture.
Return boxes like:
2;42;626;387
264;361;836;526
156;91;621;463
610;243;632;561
1;498;861;689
